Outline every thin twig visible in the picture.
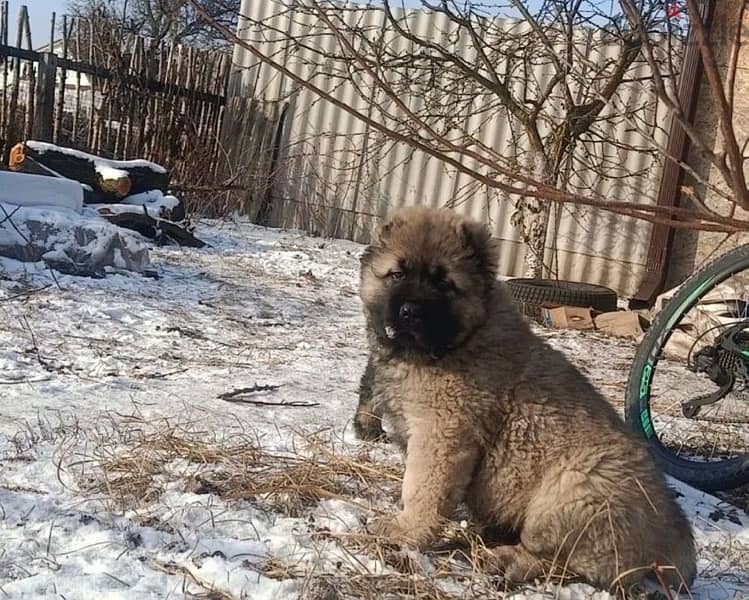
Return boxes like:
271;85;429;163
0;377;52;385
137;368;189;379
221;398;320;408
218;384;319;407
0;285;51;302
218;384;281;400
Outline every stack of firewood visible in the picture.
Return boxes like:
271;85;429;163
9;141;204;248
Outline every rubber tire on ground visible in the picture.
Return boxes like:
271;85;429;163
624;243;749;492
505;278;618;313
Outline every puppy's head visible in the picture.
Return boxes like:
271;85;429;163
360;206;499;359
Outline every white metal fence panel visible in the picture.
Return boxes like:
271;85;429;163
231;1;670;295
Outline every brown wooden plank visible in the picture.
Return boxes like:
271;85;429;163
32;52;57;141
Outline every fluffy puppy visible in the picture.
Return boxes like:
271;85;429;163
354;206;696;593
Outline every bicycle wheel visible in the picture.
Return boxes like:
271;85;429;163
625;243;749;491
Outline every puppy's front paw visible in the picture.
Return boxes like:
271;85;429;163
367;512;435;549
354;404;386;442
368;514;400;539
353;412;386;442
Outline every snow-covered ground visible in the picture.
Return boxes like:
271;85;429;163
0;220;747;599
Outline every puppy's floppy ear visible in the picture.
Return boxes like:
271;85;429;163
461;220;500;278
359;245;377;268
378;213;404;244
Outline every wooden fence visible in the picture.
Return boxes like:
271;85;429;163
0;3;285;217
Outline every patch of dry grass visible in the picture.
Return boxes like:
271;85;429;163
74;416;401;518
63;415;681;600
64;416;512;598
266;527;506;600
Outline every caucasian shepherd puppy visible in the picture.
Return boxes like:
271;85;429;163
353;206;695;594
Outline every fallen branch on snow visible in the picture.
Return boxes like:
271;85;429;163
222;398;319;408
218;384;320;407
218;383;281;399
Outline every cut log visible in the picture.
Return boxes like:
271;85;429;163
9;150;125;204
9;141;170;202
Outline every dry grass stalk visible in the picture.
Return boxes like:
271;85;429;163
303;573;457;600
149;558;238;599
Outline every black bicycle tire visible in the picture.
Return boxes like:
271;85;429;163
506;278;618;312
624;243;749;491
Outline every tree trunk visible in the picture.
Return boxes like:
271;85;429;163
521;153;555;278
522;201;551;278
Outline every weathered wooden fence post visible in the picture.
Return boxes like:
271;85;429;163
32;51;57;141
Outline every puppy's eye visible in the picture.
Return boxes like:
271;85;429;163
389;271;404;281
437;278;454;292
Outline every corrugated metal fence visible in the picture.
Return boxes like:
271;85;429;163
230;1;670;296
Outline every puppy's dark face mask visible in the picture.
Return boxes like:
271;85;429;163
377;261;462;358
358;209;499;361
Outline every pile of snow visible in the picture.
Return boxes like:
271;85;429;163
0;201;151;276
0;171;151;276
0;220;746;599
94;164;130;181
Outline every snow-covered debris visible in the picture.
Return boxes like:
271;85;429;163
9;143;196;245
96;189;183;220
122;190;181;210
0;220;746;599
0;202;150;276
0;171;83;211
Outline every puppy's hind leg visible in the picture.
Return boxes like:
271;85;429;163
353;355;385;441
518;473;637;592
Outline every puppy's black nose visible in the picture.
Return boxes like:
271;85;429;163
399;302;421;322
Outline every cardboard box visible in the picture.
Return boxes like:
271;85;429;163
594;310;646;338
541;306;594;330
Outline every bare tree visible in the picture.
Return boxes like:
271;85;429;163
188;0;749;275
66;0;239;48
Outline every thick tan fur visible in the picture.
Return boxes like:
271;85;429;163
358;206;696;594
